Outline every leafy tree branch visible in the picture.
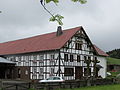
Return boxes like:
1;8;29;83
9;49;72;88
40;0;87;25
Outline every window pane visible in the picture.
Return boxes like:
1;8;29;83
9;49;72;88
70;55;73;62
64;68;74;76
64;54;68;62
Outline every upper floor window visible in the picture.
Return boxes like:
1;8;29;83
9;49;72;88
39;67;44;75
10;57;16;62
75;42;82;50
88;56;91;60
40;55;44;60
50;54;54;60
70;54;74;62
33;55;37;60
18;56;21;62
33;67;37;74
77;55;81;62
64;54;68;62
84;56;87;60
33;61;37;66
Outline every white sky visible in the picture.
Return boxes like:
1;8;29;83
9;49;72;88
0;0;120;52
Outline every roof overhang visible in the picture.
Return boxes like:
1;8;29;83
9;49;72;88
0;57;15;64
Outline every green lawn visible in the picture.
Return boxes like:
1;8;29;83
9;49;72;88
106;57;120;65
59;84;120;90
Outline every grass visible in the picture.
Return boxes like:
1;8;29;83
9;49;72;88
58;84;120;90
106;57;120;65
110;71;120;77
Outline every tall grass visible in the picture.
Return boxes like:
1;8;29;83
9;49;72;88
59;84;120;90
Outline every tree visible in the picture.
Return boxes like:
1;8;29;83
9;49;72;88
40;0;87;25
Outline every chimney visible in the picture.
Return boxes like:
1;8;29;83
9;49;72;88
56;26;63;36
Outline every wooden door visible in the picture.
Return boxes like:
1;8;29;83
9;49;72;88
75;66;83;80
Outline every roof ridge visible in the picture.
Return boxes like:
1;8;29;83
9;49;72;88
0;26;82;44
0;26;82;55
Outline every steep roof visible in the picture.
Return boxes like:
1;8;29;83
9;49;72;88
93;45;109;57
0;26;82;55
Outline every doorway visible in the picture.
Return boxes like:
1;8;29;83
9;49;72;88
75;66;83;80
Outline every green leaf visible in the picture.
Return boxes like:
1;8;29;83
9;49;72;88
49;14;64;25
46;0;51;3
45;0;59;4
71;0;87;4
49;16;56;21
79;0;87;4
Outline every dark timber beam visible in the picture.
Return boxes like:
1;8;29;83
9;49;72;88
58;50;61;76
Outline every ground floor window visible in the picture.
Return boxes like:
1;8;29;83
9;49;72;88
64;68;74;76
39;75;44;79
49;67;54;76
32;74;37;79
84;68;91;76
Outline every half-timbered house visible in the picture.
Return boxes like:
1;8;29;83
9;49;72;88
0;26;108;80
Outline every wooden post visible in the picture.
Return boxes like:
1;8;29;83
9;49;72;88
28;82;31;89
16;84;18;90
0;80;3;89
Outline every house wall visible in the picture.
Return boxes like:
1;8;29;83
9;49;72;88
97;56;107;78
59;30;96;80
3;30;106;80
5;51;60;80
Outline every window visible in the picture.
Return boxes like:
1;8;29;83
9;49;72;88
84;56;87;61
64;68;74;76
50;68;54;74
75;41;82;50
32;75;37;79
50;54;55;65
33;67;37;74
18;69;21;78
40;55;44;60
39;55;44;66
53;77;60;80
39;75;44;79
70;54;73;62
33;55;37;60
88;56;91;60
25;70;28;75
18;57;21;66
50;54;54;60
18;56;21;62
39;68;44;75
25;56;29;66
39;64;44;79
64;54;68;62
84;68;91;76
33;61;37;66
39;61;44;66
18;69;21;74
10;57;16;62
77;55;81;62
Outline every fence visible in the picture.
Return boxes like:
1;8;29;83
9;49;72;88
0;78;117;90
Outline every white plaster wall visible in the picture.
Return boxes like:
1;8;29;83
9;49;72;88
97;56;107;78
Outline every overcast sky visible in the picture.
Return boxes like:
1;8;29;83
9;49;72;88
0;0;120;52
